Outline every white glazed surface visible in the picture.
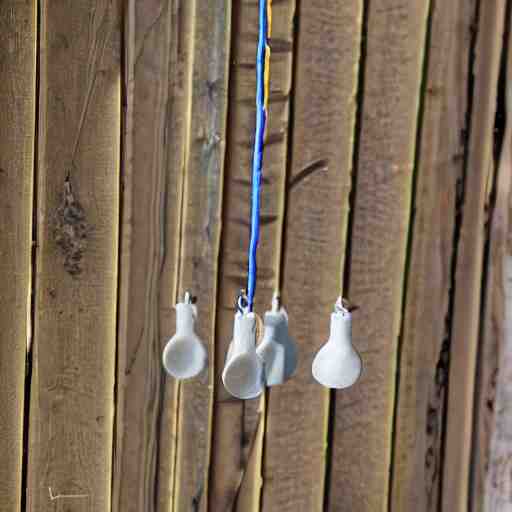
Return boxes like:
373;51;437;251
162;301;208;380
222;312;264;399
312;309;362;389
257;307;298;386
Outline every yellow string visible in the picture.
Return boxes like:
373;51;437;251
264;0;272;110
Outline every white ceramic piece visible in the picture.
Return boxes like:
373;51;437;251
222;311;264;400
312;297;362;389
256;295;298;386
162;293;207;380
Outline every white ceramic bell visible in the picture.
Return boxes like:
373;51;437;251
312;297;362;389
162;292;208;380
256;294;298;386
222;311;264;400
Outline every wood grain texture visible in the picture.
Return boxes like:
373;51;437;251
485;256;512;511
484;116;512;510
113;1;185;511
26;1;121;511
390;1;475;510
235;399;265;512
209;0;296;510
0;2;36;510
473;20;512;509
172;1;231;511
442;2;507;511
328;2;429;511
261;2;363;511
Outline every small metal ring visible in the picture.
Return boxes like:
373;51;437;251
335;296;350;315
236;290;249;314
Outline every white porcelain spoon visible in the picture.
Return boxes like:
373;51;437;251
222;310;264;400
312;297;362;389
256;294;298;386
162;292;207;380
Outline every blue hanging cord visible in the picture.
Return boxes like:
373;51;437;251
247;0;270;311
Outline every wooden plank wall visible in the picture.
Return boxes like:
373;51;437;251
1;1;512;511
27;2;121;511
390;1;476;510
0;2;36;510
472;9;512;508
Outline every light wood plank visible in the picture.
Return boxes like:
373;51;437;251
390;1;476;510
328;1;430;511
473;18;512;508
0;2;37;510
112;1;187;511
483;87;512;508
209;0;296;510
26;1;121;510
171;1;231;511
442;2;507;511
261;2;363;511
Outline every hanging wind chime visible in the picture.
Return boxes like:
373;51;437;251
163;0;362;396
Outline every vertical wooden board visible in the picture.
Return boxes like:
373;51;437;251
172;1;231;511
112;1;186;512
483;130;512;511
235;398;265;512
328;2;429;511
0;2;36;510
155;2;198;509
472;22;512;508
26;1;121;511
209;0;296;510
487;253;512;512
261;2;362;511
390;1;475;511
442;3;507;511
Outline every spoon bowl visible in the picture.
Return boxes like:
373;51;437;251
222;312;264;399
162;296;208;380
163;334;207;380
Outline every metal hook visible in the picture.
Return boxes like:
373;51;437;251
271;292;280;313
236;290;249;315
335;296;358;316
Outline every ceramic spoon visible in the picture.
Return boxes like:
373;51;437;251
312;297;362;389
257;295;298;386
162;292;207;380
222;311;264;399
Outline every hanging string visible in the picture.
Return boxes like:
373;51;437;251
247;0;272;311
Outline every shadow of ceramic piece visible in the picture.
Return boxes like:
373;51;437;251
256;295;298;386
222;311;264;399
312;297;362;389
162;292;208;380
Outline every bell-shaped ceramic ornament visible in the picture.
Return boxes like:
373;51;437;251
222;311;264;399
256;295;298;386
162;293;208;380
312;297;362;389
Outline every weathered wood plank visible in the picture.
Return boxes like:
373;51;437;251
472;19;512;508
112;1;185;511
328;1;430;511
483;95;512;508
154;2;196;509
261;2;363;511
390;1;476;510
0;2;36;510
485;256;512;512
235;399;265;512
26;1;121;511
209;0;296;510
442;2;507;511
171;1;231;511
